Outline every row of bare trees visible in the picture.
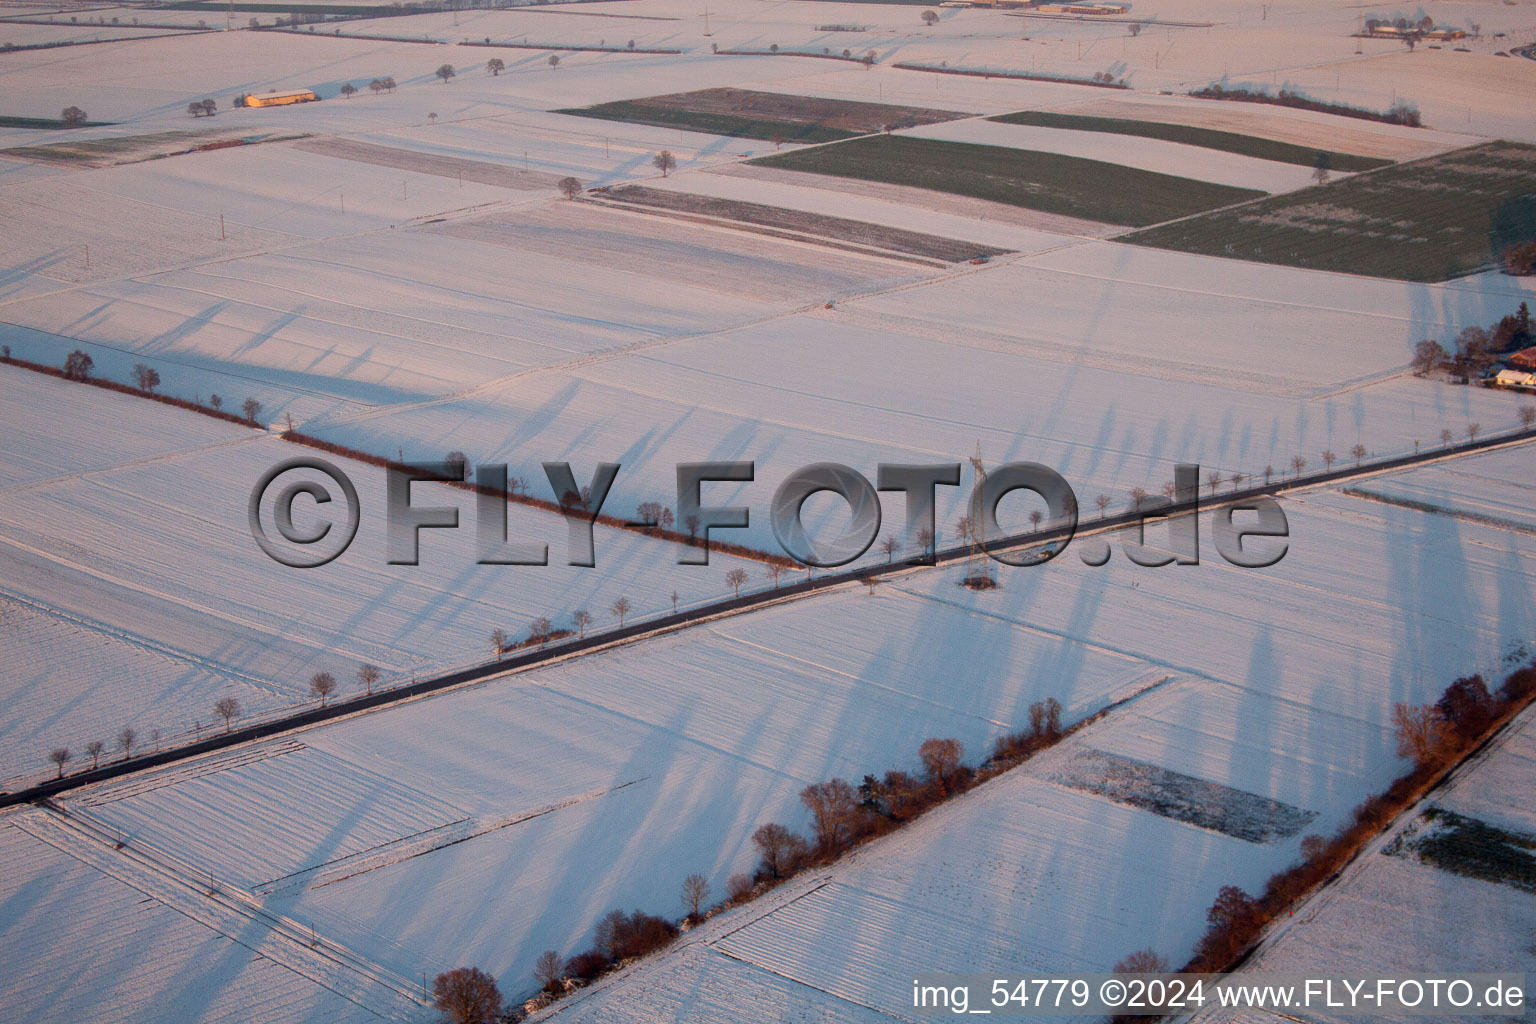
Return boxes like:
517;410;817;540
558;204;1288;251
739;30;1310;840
51;349;267;424
44;665;382;779
1183;660;1535;973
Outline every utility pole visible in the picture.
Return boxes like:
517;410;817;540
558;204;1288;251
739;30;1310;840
219;213;225;240
964;443;995;589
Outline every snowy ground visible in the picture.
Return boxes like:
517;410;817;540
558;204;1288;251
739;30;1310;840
1193;702;1536;1024
530;450;1536;1020
2;2;1534;1020
0;363;772;786
20;445;1532;1016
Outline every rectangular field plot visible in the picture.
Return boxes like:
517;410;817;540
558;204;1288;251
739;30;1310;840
293;136;561;190
1049;748;1317;842
1337;444;1536;536
593;184;1010;262
747;134;1266;227
71;744;472;891
988;111;1391;171
1389;806;1536;894
0;815;394;1024
556;87;970;144
1124;141;1536;281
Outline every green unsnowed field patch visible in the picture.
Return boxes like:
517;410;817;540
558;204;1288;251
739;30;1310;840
555;87;968;145
1396;806;1536;894
989;110;1391;172
746;134;1265;227
0;115;113;130
1124;140;1536;282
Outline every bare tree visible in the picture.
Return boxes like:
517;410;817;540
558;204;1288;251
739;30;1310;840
49;747;71;778
486;57;505;76
432;967;501;1024
528;616;553;646
558;176;582;199
572;608;593;637
64;350;94;380
310;671;337;707
1114;948;1169;973
1229;472;1245;491
800;778;860;852
1411;339;1446;375
213;696;241;733
201;98;217;117
1466;422;1480;442
1262;465;1274;486
918;737;964;795
533;950;563;992
1350;443;1367;466
340;82;357;98
1290;455;1307;478
209;393;222;410
118;726;137;761
725;567;749;597
1028;508;1043;531
681;873;710;919
921;9;939;25
369;78;386;95
1521;405;1536;429
1128;487;1147;507
684;513;700;540
491;628;509;656
358;663;380;695
189;101;206;118
1206;470;1223;495
652;150;677;177
436;63;456;83
766;563;786;587
61;105;87;126
1393;702;1444;766
611;595;632;626
242;397;262;423
670;590;680;614
547;53;560;69
916;525;935;556
1440;428;1454;447
1321;450;1336;471
132;363;161;393
444;450;468;479
879;535;898;562
751;822;796;879
1094;494;1111;518
85;740;104;769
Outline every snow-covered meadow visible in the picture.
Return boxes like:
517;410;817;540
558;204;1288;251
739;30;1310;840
2;1;1534;1020
27;446;1534;1014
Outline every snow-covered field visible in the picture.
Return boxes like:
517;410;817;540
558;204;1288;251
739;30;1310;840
1193;703;1536;1024
22;448;1532;1015
0;807;421;1024
534;453;1536;1020
2;1;1535;1020
0;364;775;785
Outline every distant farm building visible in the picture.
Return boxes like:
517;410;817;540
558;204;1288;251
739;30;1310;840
244;89;318;108
1494;369;1536;390
1508;346;1536;371
1034;1;1131;11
